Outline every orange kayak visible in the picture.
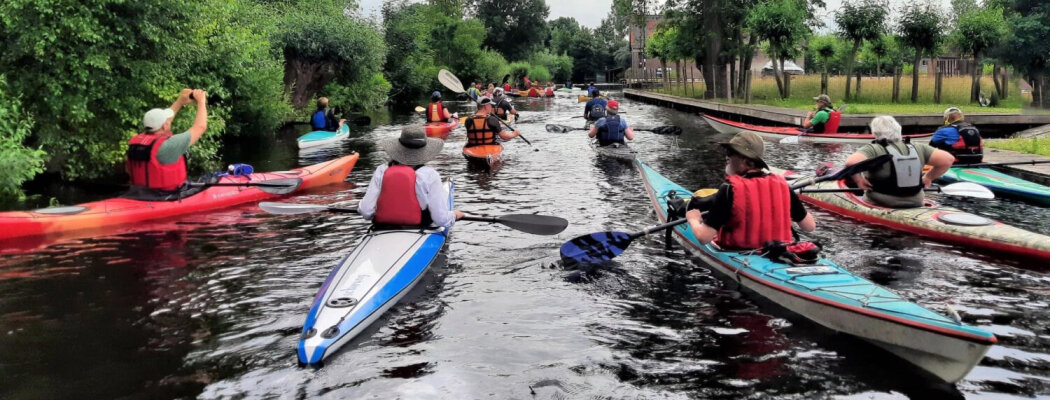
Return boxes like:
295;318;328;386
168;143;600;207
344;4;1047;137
462;144;503;168
425;118;460;140
0;153;359;249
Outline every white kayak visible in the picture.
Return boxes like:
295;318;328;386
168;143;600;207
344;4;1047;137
297;181;454;366
297;124;350;149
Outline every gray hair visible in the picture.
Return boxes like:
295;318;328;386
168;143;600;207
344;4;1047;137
869;116;902;142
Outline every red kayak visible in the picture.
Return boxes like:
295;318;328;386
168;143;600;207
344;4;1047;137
425;118;460;140
462;144;503;168
702;114;933;143
0;153;359;249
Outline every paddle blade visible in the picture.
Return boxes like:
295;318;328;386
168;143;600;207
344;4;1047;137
546;124;573;133
249;178;303;195
650;126;682;136
496;214;569;235
259;202;331;215
414;106;425;113
559;231;633;266
438;69;465;93
779;135;800;144
939;182;995;199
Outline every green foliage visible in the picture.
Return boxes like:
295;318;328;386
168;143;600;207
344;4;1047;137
0;80;46;200
529;65;552;82
323;73;392;111
383;2;441;104
897;3;943;57
475;0;550;61
748;0;810;60
999;0;1050;94
953;6;1007;59
836;0;888;44
528;51;574;83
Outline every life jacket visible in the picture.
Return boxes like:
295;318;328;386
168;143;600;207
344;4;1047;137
494;98;512;120
716;174;794;250
597;115;626;146
427;102;445;123
126;131;187;192
374;164;423;226
503;83;511;91
311;109;328;131
465;115;498;146
812;107;840;133
868;142;924;197
586;98;607;120
949;121;983;164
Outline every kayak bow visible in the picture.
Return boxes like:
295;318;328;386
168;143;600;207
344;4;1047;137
702;114;933;143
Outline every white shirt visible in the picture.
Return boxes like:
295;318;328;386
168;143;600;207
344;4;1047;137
358;164;455;229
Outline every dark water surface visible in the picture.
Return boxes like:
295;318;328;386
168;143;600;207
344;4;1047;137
3;93;1050;399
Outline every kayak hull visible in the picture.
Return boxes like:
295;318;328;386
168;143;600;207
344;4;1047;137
0;153;359;247
592;142;637;162
298;181;453;366
701;114;933;143
462;144;503;168
577;95;592;103
637;161;995;383
297;125;350;149
777;168;1050;262
425;119;460;140
939;167;1050;205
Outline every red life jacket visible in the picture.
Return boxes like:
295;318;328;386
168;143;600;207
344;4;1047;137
126;131;187;191
427;102;445;123
824;110;842;134
374;164;422;226
716;174;794;250
503;83;511;91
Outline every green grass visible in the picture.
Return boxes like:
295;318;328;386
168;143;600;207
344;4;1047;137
650;75;1033;114
986;138;1050;156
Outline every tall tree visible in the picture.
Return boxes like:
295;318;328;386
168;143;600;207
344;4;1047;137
809;34;838;94
953;5;1007;102
896;2;942;102
835;0;887;100
475;0;549;61
1000;0;1050;106
748;0;811;99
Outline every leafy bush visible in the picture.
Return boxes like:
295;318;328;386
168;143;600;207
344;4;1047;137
0;82;46;200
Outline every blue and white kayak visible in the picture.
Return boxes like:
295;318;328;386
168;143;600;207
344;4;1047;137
297;181;453;366
636;160;996;383
297;124;350;149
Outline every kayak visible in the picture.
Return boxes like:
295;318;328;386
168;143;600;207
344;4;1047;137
0;154;359;247
701;114;934;143
297;124;350;149
939;167;1050;205
298;181;453;366
425;118;460;140
462;144;503;168
637;160;996;383
592;142;637;162
776;167;1050;262
578;95;592;103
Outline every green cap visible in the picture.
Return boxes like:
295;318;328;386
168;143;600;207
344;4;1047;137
719;131;768;169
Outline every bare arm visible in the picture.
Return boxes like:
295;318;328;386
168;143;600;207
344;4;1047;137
686;209;718;244
587;126;597;138
625;127;635;141
797;213;816;232
844;151;873;190
187;89;208;145
923;148;955;187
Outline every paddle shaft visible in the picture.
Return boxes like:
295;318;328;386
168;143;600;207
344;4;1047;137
630;218;688;239
188;182;295;188
439;69;532;147
798;187;949;194
954;160;1050;168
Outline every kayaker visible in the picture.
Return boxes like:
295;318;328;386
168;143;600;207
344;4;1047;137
583;90;607;121
684;131;816;249
930;107;983;164
801;94;840;134
588;100;635;146
491;88;518;121
358;125;464;229
845;116;955;208
503;82;512;92
565;81;572;90
466;83;480;100
465;97;520;146
126;88;209;193
523;76;531;89
311;97;345;132
587;82;597;97
486;83;496;97
426;91;456;123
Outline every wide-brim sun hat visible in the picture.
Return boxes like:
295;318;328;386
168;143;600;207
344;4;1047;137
381;125;444;165
718;131;769;169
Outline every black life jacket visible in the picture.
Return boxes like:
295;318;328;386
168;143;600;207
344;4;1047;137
949;121;983;164
596;114;625;146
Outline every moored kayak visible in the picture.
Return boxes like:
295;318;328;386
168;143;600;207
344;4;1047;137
298;181;453;366
776;167;1050;262
592;142;637;162
297;124;350;149
637;160;996;383
462;144;503;168
0;153;359;248
939;167;1050;205
701;114;933;143
425;118;461;140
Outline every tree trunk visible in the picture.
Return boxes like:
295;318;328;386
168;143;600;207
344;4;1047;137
1002;68;1009;99
935;70;943;104
910;50;922;103
844;40;861;101
892;65;901;103
992;63;1003;98
676;60;683;94
715;61;730;98
876;58;881;80
821;62;828;94
855;72;861;98
701;6;723;99
784;72;791;99
661;60;668;92
729;59;737;96
284;56;336;109
970;52;981;103
771;54;785;99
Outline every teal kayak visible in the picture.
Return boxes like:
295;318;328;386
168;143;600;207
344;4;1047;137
939;167;1050;205
636;160;995;383
297;124;350;149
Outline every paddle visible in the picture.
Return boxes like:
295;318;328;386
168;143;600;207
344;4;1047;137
438;69;537;151
953;160;1050;168
545;123;682;136
258;202;568;235
559;154;893;266
780;104;848;144
798;182;994;199
186;178;303;195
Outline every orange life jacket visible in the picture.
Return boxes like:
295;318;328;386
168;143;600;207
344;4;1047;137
126;131;187;191
374;164;422;226
465;115;498;146
716;174;794;250
427;102;445;123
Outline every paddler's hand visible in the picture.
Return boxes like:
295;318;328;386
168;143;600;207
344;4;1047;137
922;175;934;188
852;173;873;190
686;209;702;223
192;89;207;105
179;88;193;104
454;210;465;220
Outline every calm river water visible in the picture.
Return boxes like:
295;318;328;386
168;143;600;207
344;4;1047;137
2;92;1050;399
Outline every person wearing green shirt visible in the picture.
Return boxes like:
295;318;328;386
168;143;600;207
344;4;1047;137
126;88;209;193
845;116;955;208
802;94;834;133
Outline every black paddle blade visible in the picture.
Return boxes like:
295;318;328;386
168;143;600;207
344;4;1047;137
650;126;682;136
560;231;633;266
498;214;569;235
545;124;573;133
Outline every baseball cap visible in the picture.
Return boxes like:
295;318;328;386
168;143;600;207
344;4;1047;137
143;108;175;132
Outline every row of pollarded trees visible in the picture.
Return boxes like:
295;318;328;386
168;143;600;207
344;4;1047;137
629;0;1048;107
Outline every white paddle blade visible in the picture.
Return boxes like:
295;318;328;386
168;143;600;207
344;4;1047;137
438;69;465;93
779;135;800;144
259;202;330;215
939;182;995;199
414;106;425;113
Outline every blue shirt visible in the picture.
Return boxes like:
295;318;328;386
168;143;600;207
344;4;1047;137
584;98;607;119
594;116;628;133
587;86;597;96
931;125;961;146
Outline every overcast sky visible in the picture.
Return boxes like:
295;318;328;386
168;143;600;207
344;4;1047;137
357;0;956;29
